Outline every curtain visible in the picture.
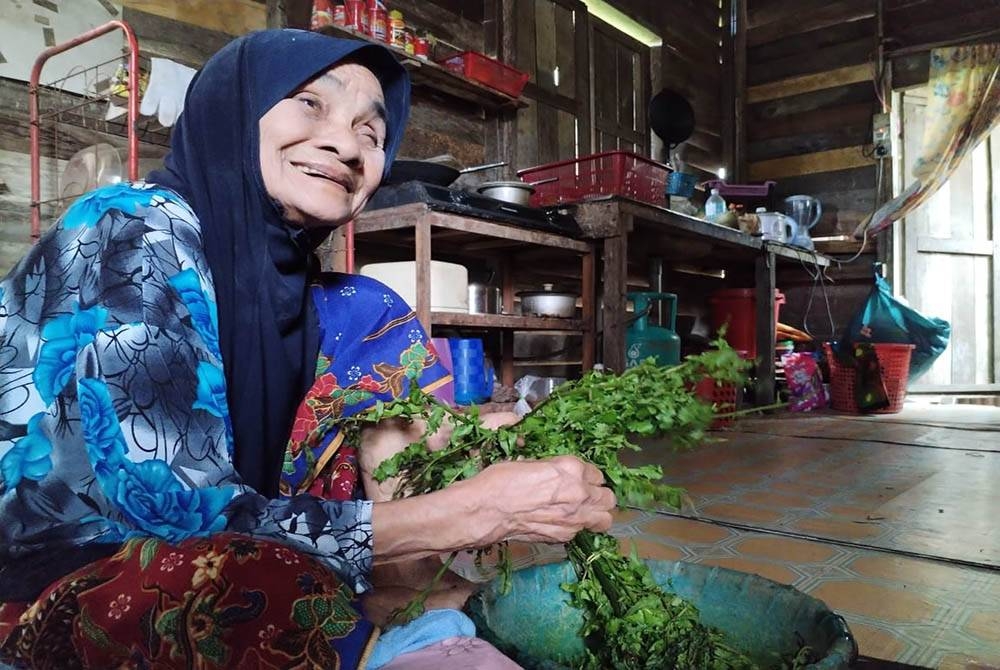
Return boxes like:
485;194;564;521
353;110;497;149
858;43;1000;237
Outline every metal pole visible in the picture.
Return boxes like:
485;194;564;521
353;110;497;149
29;20;139;242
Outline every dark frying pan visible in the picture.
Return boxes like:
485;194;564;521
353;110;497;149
386;160;506;186
648;89;695;147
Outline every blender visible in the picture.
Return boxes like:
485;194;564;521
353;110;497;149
783;195;822;250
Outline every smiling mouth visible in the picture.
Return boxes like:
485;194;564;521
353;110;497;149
294;163;352;192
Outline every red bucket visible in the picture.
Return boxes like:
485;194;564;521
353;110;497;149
709;289;785;360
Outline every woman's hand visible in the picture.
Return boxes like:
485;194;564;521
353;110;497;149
460;455;617;545
370;454;616;564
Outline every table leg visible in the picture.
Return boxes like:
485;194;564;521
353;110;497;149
755;251;776;405
601;234;628;372
414;217;431;333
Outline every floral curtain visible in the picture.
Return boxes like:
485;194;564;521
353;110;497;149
859;43;1000;237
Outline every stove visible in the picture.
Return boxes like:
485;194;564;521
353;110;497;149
366;181;583;238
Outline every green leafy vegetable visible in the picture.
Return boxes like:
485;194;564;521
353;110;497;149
343;340;808;669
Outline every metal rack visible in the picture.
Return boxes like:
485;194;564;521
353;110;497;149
28;20;170;242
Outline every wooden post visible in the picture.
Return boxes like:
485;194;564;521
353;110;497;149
414;215;432;333
500;254;515;387
266;0;289;29
754;250;777;405
601;225;629;373
581;246;595;371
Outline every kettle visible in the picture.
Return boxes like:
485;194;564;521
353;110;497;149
754;209;796;244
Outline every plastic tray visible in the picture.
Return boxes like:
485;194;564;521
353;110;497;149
517;151;671;207
438;51;529;98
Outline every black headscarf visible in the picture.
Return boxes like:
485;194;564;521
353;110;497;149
148;30;410;496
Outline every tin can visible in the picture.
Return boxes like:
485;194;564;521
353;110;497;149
404;29;415;56
389;10;406;48
414;34;430;60
345;0;363;31
370;2;388;41
310;0;333;29
333;1;346;26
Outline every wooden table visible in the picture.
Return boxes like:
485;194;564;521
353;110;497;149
572;196;831;405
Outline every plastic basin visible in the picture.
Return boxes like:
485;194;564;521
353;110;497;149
467;559;857;669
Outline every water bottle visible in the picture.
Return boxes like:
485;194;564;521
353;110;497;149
705;188;727;222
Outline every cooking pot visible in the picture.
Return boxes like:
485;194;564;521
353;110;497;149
387;160;507;186
518;283;577;318
468;282;502;314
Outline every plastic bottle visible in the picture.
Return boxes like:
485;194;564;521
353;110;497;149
705;188;726;222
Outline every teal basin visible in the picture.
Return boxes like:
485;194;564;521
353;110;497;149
467;559;857;669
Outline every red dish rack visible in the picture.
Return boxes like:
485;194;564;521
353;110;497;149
517;151;671;207
438;51;529;98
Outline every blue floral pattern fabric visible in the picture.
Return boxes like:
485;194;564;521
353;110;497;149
0;183;375;596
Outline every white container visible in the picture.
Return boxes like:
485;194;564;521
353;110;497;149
704;188;727;222
359;260;469;313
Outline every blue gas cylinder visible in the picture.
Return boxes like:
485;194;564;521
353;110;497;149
625;292;681;367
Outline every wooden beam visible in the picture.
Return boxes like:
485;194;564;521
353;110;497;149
748;146;874;180
122;0;266;36
747;0;875;47
748;101;873;141
747;64;872;103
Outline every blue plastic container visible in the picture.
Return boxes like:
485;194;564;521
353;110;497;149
448;338;489;405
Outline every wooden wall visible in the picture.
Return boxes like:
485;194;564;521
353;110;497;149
743;0;1000;336
611;0;725;179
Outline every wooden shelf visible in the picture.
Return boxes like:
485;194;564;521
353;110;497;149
431;312;585;331
316;26;527;111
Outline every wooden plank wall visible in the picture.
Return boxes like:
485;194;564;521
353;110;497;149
746;0;1000;336
745;0;879;246
611;0;724;178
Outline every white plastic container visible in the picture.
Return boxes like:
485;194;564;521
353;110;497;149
359;261;469;313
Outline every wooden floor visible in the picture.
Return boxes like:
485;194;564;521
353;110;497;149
467;403;1000;669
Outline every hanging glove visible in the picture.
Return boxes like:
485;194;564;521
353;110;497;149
140;58;197;127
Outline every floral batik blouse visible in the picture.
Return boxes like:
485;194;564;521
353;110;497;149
0;182;449;598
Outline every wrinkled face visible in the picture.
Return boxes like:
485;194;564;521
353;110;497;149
259;61;387;228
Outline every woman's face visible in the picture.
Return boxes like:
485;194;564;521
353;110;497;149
259;61;388;228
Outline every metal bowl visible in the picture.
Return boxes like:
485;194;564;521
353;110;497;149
477;181;535;206
518;283;577;318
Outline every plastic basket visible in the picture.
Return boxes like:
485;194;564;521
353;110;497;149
666;171;698;197
438;51;529;98
823;343;914;414
693;378;738;428
517;151;670;207
703;179;777;212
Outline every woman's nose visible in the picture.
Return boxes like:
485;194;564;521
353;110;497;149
316;122;362;166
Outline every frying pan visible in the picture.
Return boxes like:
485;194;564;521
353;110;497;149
386;160;506;186
648;89;695;148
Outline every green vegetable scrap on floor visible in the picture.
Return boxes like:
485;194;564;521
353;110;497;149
344;340;810;669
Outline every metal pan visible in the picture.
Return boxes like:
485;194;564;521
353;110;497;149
386;160;506;186
648;89;695;147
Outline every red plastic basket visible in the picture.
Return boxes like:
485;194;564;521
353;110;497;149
438;51;529;98
517;151;671;207
693;378;738;429
823;343;914;414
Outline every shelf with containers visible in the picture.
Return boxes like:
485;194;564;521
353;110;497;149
570;196;831;406
315;25;528;112
342;202;596;390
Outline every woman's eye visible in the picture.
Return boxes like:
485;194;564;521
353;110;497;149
359;127;384;149
297;94;321;111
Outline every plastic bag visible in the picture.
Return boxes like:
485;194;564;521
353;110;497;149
840;273;950;381
781;352;828;411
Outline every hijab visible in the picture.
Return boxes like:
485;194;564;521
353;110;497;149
148;30;410;496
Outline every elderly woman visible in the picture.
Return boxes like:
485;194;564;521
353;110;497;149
0;30;614;669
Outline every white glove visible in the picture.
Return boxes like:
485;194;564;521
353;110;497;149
140;58;196;127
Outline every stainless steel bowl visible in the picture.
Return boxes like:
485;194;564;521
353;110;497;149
518;283;578;318
477;181;535;206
